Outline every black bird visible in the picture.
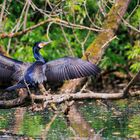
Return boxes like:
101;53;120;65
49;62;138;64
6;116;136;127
5;42;100;91
0;42;50;85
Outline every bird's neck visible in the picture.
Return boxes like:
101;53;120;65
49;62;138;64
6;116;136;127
33;47;45;63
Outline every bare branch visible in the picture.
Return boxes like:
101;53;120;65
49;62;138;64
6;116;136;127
35;92;124;105
0;91;28;108
127;0;140;20
0;18;102;39
123;70;140;95
15;1;28;32
46;22;53;41
2;84;140;109
122;17;140;33
23;0;30;30
83;0;102;29
60;25;75;56
0;0;6;24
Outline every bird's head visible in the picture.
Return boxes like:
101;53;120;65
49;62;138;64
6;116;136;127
34;41;52;49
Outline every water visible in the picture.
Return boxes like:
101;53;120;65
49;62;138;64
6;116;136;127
0;97;140;139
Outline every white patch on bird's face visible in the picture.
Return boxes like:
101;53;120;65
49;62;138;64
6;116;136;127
38;43;45;48
38;41;52;48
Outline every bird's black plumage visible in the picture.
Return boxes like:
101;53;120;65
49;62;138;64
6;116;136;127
0;54;29;83
33;42;46;63
45;57;100;82
6;61;46;90
6;41;100;91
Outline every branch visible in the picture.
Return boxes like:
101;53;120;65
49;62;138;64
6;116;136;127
118;12;140;33
0;18;102;39
2;88;140;109
0;90;28;108
123;70;140;95
32;92;124;105
122;18;140;33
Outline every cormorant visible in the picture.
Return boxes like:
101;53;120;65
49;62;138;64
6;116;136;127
4;42;100;91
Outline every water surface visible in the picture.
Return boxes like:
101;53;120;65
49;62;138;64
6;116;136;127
0;97;140;139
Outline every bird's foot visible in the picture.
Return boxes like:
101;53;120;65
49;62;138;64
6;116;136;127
38;84;49;96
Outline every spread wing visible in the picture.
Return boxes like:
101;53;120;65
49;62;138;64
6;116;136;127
0;54;29;83
45;57;100;82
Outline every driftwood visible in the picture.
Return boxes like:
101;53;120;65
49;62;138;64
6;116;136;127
1;89;140;109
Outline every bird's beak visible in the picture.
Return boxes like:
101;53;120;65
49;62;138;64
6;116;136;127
39;41;52;48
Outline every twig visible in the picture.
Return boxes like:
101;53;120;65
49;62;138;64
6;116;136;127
15;1;28;32
98;0;106;17
97;35;117;62
0;0;6;24
83;0;102;29
23;0;30;30
122;17;140;33
123;70;140;95
60;25;74;56
101;35;117;49
46;22;53;41
127;0;140;20
117;11;140;33
30;1;51;16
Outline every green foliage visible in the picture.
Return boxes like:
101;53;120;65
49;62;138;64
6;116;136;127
126;41;140;72
100;38;128;70
130;7;140;27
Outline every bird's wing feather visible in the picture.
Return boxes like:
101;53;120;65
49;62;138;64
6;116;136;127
6;83;26;91
0;54;25;82
45;57;100;82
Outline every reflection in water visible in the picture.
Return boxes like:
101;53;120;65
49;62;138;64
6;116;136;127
12;108;26;134
78;98;140;139
0;97;140;139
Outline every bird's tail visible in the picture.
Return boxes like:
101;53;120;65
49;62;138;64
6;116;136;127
6;83;26;91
